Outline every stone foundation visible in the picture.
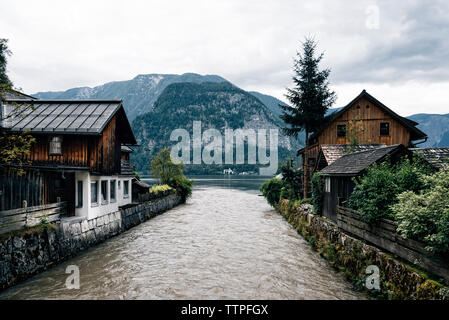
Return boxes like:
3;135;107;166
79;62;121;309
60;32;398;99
0;193;182;291
277;199;449;300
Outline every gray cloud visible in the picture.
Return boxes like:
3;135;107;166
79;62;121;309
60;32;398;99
333;0;449;83
1;0;448;115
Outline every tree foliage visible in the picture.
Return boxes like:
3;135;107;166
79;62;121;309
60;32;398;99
311;172;325;215
279;159;302;200
393;168;449;254
0;38;36;175
349;156;432;225
0;38;12;87
150;148;193;202
280;38;336;138
260;177;284;207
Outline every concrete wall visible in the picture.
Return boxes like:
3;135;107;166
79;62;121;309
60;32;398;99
0;193;181;291
74;172;133;219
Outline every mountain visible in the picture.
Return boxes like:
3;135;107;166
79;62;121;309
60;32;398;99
407;113;449;147
34;73;226;121
248;91;287;120
131;82;301;175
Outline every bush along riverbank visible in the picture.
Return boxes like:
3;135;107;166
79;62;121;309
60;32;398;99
276;199;449;300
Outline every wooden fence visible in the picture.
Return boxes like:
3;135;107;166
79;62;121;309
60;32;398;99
0;202;66;234
337;205;449;283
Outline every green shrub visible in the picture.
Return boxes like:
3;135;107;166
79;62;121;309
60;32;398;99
150;148;193;203
150;148;184;185
168;175;193;203
260;178;284;207
279;159;302;201
311;172;324;215
349;157;429;225
133;171;141;180
349;163;399;224
392;168;449;254
149;184;173;194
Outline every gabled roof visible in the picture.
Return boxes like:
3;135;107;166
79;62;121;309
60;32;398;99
2;99;137;144
309;90;427;142
320;144;408;176
409;147;449;169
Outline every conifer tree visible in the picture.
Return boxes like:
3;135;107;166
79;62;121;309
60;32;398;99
280;38;336;198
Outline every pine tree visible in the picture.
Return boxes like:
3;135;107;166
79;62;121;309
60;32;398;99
280;38;336;198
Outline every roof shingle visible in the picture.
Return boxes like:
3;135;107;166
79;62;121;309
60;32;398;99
409;147;449;169
320;144;406;176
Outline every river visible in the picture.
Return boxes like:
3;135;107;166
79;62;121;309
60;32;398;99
0;176;364;300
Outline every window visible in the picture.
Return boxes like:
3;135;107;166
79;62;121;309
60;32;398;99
308;158;315;165
325;178;331;192
49;136;62;155
380;122;390;136
118;180;121;189
123;180;129;198
101;180;108;204
110;180;116;202
77;181;83;208
337;125;346;137
91;181;98;205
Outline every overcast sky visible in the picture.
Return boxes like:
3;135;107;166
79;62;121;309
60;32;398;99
1;0;449;116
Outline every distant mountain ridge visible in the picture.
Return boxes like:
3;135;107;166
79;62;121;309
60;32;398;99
34;73;227;121
131;81;301;174
407;113;449;147
33;73;449;148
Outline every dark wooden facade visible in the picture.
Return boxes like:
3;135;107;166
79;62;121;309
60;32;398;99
0;168;75;214
22;115;123;175
1;100;137;213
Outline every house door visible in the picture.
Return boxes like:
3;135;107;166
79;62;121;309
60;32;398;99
54;172;76;216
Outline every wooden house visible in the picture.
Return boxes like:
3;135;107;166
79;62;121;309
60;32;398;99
0;99;137;219
319;144;410;221
298;90;427;196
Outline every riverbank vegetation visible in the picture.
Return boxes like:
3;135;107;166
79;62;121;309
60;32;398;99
347;155;449;256
150;148;193;203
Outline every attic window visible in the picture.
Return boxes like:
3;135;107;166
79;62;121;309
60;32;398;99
337;125;346;137
49;136;62;155
366;105;370;109
380;122;390;136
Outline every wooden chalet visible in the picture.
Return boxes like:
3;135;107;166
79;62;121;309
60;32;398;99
298;90;427;196
0;99;137;219
319;144;410;221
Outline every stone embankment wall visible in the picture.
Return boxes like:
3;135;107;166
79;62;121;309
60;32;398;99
277;199;449;300
0;194;181;291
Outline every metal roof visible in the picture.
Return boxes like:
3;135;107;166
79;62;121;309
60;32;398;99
2;99;123;135
320;144;405;176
